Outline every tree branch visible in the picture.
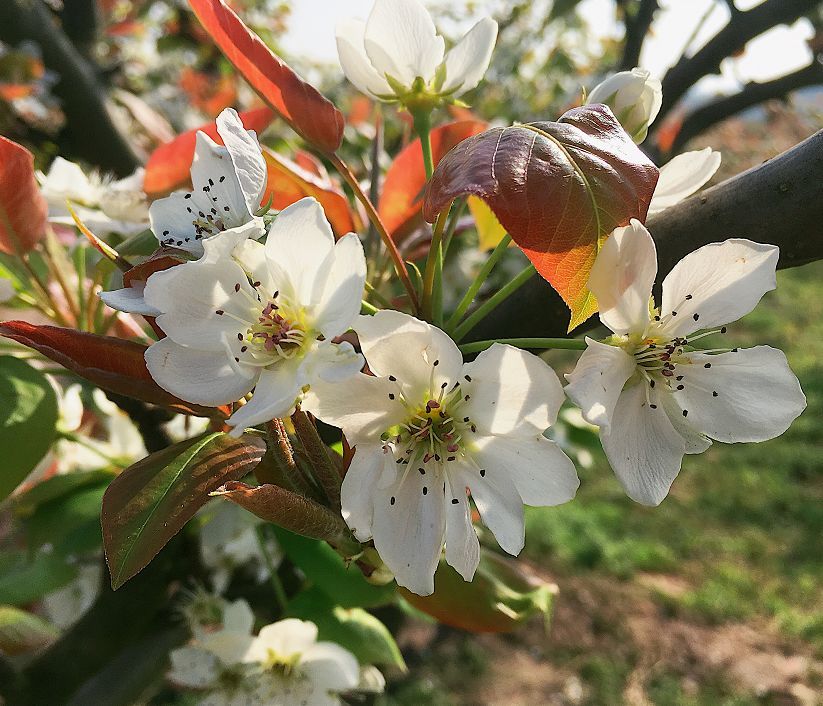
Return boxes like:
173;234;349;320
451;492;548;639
653;0;821;129
0;0;140;176
465;129;823;341
669;57;823;154
618;0;660;71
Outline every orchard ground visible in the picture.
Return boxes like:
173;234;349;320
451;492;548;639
379;111;823;706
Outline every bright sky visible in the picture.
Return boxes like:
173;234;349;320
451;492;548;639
281;0;815;96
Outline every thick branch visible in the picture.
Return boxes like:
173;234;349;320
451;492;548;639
0;0;140;176
618;0;659;71
654;0;820;128
670;58;823;154
466;130;823;341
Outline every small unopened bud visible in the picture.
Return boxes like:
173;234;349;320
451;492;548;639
587;68;662;143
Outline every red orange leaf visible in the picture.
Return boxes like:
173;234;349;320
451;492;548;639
0;321;222;418
189;0;345;153
263;148;356;237
143;106;274;198
0;137;47;255
423;106;659;329
378;120;487;243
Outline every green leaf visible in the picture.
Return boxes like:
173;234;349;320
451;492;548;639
25;483;107;557
287;588;406;670
0;356;59;500
0;605;59;655
0;551;78;605
273;528;396;609
13;469;114;516
102;432;265;589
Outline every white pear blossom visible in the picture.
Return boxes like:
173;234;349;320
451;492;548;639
304;311;579;595
142;197;366;435
648;147;722;214
169;601;365;706
587;67;662;143
38;157;149;236
565;220;806;505
336;0;498;106
149;107;268;257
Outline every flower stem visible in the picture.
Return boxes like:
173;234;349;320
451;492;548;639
422;209;448;323
330;153;420;314
452;264;537;342
459;337;587;354
446;233;512;331
412;109;435;180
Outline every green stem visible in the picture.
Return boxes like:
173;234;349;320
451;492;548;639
361;299;378;315
422;209;448;322
442;197;467;258
452;264;537;342
459;337;587;354
256;525;288;614
446;233;512;332
413;110;434;179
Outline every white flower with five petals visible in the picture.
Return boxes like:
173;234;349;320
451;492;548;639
143;197;366;435
336;0;498;106
565;220;806;505
304;311;579;596
169;601;363;706
150;107;267;257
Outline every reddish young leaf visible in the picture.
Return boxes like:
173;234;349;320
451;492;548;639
423;105;659;329
0;321;222;418
123;248;189;288
263;149;356;237
0;136;48;255
378;120;487;243
102;432;265;588
189;0;345;153
143;106;274;198
213;481;355;548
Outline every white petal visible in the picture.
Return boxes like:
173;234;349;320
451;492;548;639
336;19;393;96
190;131;252;226
200;631;256;667
200;219;265;264
144;337;256;406
226;360;306;434
363;0;444;86
303;373;406;446
216;108;267;214
149;191;202;254
98;285;160;316
306;341;364;384
472;434;579;507
245;619;318;663
443;471;480;582
564;338;637;430
265;198;334;305
300;642;360;692
601;382;685;505
354;311;463;397
457;463;524;556
442;17;498;94
222;599;254;635
673;346;805;443
589;220;657;335
461;343;564;436
144;259;254;352
660;239;779;337
339;444;388;541
313;233;367;339
168;646;219;688
648;148;721;214
659;390;712;454
371;460;445;596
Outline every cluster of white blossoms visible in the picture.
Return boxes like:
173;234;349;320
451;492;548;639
169;599;376;705
99;2;805;598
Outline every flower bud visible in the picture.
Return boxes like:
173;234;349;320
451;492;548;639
587;68;662;143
